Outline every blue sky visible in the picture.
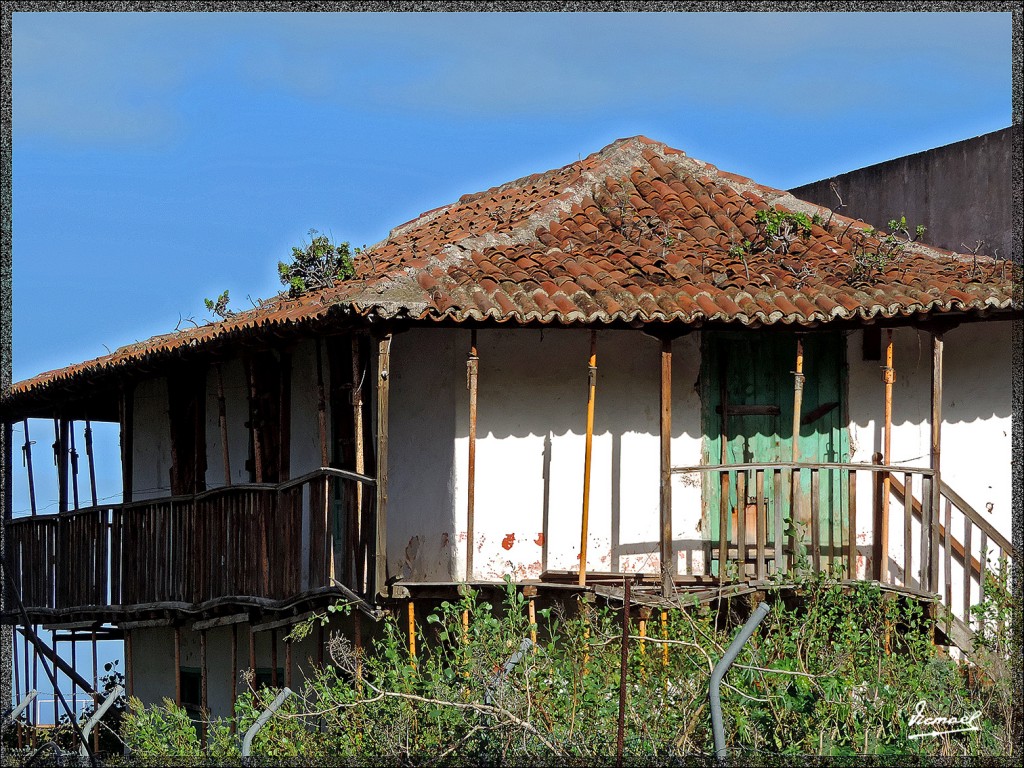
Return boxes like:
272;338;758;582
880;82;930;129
3;7;1015;718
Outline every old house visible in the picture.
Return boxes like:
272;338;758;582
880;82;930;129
2;136;1017;721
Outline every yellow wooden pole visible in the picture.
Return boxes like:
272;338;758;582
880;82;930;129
579;331;598;586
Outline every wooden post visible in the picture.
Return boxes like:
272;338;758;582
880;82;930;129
879;330;894;582
285;638;293;689
230;623;238;731
174;626;182;707
200;629;208;743
791;337;805;557
249;626;256;675
316;340;329;467
22;420;37;515
91;631;99;753
216;365;232;486
718;353;730;578
84;420;98;507
120;384;134;504
466;329;479;581
125;629;134;698
68;422;80;510
271;629;278;687
660;338;673;597
351;335;366;590
245;357;264;484
929;331;944;592
374;334;392;598
56;418;69;514
407;601;417;671
579;331;597;587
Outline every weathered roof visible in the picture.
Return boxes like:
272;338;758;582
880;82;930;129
6;135;1018;409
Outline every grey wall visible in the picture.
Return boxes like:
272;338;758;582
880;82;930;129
790;127;1014;261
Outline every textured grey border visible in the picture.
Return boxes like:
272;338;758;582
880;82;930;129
0;1;1020;761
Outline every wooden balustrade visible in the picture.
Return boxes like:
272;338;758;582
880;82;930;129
672;461;937;586
4;468;374;615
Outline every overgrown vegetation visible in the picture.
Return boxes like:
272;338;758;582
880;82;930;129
97;569;1017;765
278;229;358;297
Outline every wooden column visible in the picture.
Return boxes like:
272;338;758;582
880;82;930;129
22;420;37;515
120;384;134;504
216;365;232;486
374;333;393;598
174;626;182;707
791;337;805;558
84;420;98;507
200;629;208;743
929;331;944;592
878;330;894;581
245;357;264;483
579;331;597;587
56;418;69;514
230;623;238;730
466;330;479;581
351;336;366;590
125;629;134;698
659;338;673;598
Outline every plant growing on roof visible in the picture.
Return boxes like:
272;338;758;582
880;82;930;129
847;214;924;283
278;229;358;298
204;290;234;320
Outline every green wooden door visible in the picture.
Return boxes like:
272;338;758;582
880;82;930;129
702;331;850;575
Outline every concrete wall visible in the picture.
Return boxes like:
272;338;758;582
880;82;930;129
789;127;1014;261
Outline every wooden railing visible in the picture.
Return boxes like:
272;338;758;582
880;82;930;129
891;477;1015;652
671;461;937;585
4;468;375;616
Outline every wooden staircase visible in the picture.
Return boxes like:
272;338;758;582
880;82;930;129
889;476;1014;656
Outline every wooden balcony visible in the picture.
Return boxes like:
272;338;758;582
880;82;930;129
3;468;375;623
3;462;1013;654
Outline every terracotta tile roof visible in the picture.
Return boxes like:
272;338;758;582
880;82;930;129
6;136;1019;407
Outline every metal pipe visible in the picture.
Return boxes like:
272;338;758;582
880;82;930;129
579;331;597;587
3;690;37;729
77;684;124;758
710;602;771;761
240;687;293;760
466;329;479;581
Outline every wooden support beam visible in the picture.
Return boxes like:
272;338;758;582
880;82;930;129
120;384;134;504
466;329;479;581
192;612;251;632
271;629;279;687
579;331;597;587
68;421;80;510
659;338;673;598
352;335;367;592
57;418;69;514
125;628;134;698
374;334;393;598
230;624;238;731
879;330;894;581
200;629;208;744
929;331;943;592
216;364;232;486
316;339;329;467
22;419;37;515
84;420;98;507
249;625;256;673
15;625;96;695
791;337;805;556
174;626;182;707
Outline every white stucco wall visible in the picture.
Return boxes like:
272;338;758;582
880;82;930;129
383;328;704;583
845;320;1013;597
